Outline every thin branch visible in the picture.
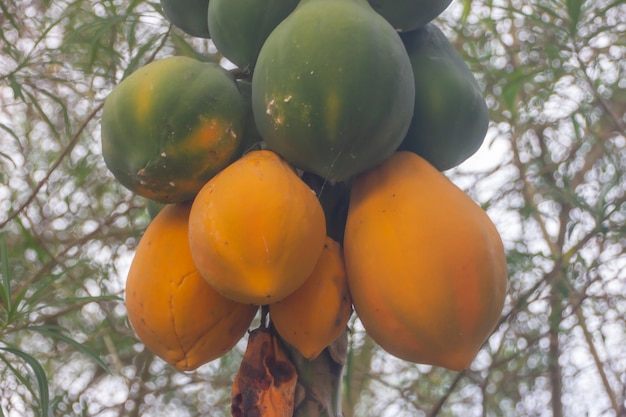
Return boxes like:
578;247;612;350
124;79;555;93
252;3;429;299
548;275;564;417
510;128;560;253
574;302;621;413
573;45;626;136
0;103;104;230
426;371;466;417
0;25;171;231
8;199;140;304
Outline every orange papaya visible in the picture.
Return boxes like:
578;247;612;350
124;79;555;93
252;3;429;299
188;150;326;305
270;237;352;360
344;152;507;371
125;203;258;371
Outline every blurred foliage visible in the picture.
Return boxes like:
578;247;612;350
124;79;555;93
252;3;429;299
0;0;624;416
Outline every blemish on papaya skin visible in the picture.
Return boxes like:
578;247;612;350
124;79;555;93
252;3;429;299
265;97;285;128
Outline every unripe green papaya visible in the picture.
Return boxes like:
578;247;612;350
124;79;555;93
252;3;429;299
301;172;350;245
398;24;489;171
252;0;415;181
235;79;264;153
146;199;166;220
160;0;211;39
101;57;245;203
368;0;452;32
208;0;299;69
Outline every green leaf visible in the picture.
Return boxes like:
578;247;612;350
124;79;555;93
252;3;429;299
7;74;24;101
10;273;56;317
0;122;20;142
461;0;472;23
122;33;167;78
0;1;20;32
170;32;220;64
0;151;17;168
29;325;112;374
0;347;50;417
567;0;584;34
502;81;521;112
0;235;12;314
58;294;123;303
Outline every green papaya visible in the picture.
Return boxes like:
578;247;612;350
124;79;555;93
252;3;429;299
252;0;415;181
208;0;299;69
368;0;452;32
146;199;166;220
301;173;351;245
160;0;211;39
398;24;489;171
235;79;264;153
101;57;245;203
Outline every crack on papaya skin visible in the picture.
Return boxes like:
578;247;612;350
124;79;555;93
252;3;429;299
170;270;197;369
174;303;252;370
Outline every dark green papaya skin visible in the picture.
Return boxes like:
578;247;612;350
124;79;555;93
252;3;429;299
235;79;265;153
398;24;489;171
368;0;452;32
146;199;166;220
161;0;211;38
208;0;299;70
301;173;351;245
252;0;415;181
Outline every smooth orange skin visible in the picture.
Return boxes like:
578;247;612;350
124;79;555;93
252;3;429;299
188;150;327;305
344;152;507;371
125;203;258;371
270;237;352;359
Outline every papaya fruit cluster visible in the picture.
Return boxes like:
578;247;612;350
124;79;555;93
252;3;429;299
101;0;507;372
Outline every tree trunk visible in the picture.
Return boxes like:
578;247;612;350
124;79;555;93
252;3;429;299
549;280;564;417
231;322;348;417
289;330;347;417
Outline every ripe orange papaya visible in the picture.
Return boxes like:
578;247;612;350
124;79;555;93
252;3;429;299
344;152;507;371
252;0;415;181
101;56;245;203
125;203;258;371
188;150;327;305
270;237;352;360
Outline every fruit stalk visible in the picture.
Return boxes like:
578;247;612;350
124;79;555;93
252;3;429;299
286;328;347;417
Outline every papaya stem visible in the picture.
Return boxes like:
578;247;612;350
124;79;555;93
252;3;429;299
278;326;348;417
260;305;270;329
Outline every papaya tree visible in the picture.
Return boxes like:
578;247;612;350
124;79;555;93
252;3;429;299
1;0;624;416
